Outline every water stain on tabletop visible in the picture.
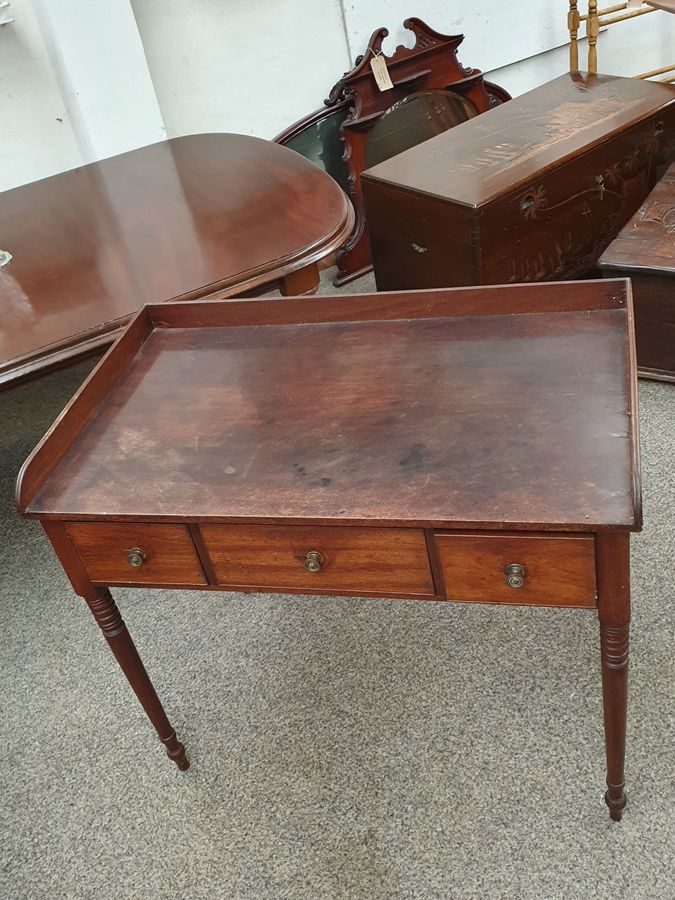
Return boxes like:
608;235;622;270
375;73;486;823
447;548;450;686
399;443;426;470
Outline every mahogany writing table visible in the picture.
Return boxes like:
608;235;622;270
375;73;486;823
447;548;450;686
0;133;353;388
17;280;641;820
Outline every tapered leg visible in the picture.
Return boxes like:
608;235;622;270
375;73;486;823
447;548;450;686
84;587;189;770
596;532;630;821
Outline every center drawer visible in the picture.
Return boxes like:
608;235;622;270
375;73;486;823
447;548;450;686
199;525;435;596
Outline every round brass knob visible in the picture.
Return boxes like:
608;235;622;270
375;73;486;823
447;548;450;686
505;563;526;589
127;547;147;568
304;550;323;573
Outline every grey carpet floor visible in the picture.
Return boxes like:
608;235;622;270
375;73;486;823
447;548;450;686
1;271;674;900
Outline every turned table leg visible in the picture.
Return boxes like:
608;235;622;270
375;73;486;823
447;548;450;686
596;532;630;821
84;587;189;770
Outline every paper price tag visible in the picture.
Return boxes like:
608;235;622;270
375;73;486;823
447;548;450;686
370;54;394;92
627;0;642;7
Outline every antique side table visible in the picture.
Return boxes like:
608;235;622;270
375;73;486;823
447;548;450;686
17;280;641;820
0;133;353;388
599;161;675;381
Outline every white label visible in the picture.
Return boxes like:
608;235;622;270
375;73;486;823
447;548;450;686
370;55;394;92
627;0;643;7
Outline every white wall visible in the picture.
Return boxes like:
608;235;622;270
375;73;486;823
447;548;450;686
0;0;164;191
486;8;675;97
31;0;165;161
344;1;571;74
0;0;82;189
131;0;351;140
134;0;675;139
1;1;675;192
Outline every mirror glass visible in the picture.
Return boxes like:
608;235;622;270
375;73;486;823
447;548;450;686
284;108;351;194
365;90;479;169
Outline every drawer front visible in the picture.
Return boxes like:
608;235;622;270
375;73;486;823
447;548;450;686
434;533;596;607
199;525;435;596
67;523;207;585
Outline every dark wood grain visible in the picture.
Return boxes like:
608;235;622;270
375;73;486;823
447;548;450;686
199;524;434;596
362;73;675;289
315;17;508;286
363;73;674;208
23;296;639;532
278;263;320;297
147;279;630;329
15;309;154;513
596;531;631;821
434;532;597;607
66;523;206;586
18;279;632;522
599;162;675;380
600;163;675;275
19;281;640;818
84;587;189;770
0;133;353;388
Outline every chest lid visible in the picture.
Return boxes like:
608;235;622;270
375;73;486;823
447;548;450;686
362;73;675;209
599;162;675;275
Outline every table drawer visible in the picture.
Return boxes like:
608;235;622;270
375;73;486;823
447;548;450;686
434;532;596;607
199;525;435;596
66;523;207;585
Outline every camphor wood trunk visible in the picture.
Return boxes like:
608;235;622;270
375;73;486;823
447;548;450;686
362;73;675;290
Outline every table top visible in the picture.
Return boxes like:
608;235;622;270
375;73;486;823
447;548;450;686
18;280;641;532
599;162;675;275
361;73;675;207
0;133;353;387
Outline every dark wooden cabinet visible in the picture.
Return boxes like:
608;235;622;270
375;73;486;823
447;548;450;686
362;73;675;290
599;161;675;381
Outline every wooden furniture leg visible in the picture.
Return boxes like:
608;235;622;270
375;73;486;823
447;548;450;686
568;1;580;71
280;263;320;296
84;587;189;771
587;0;599;75
596;532;630;821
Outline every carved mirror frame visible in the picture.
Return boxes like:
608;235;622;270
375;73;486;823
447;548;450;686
275;18;510;285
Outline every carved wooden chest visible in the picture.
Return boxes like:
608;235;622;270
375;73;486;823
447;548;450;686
361;73;675;290
599;162;675;381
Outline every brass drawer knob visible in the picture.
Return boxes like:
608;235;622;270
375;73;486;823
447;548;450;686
505;563;526;589
127;547;147;568
304;550;323;573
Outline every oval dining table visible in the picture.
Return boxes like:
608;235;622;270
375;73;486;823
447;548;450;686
0;133;353;388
